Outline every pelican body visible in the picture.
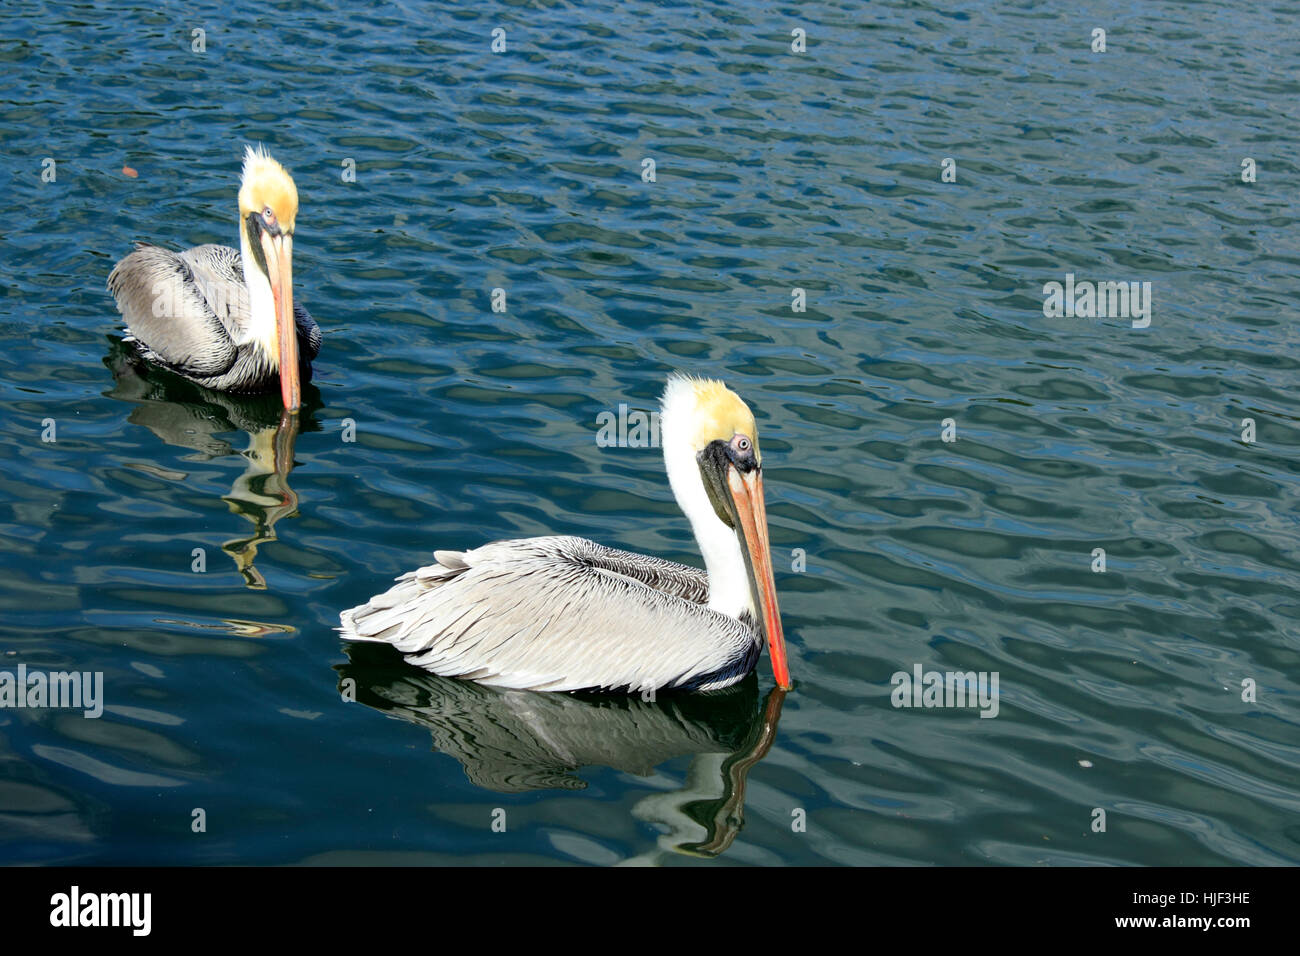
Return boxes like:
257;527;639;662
340;375;791;694
107;146;318;409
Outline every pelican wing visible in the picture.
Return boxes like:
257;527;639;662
107;243;241;376
294;302;322;362
339;536;758;693
108;243;320;371
563;537;709;604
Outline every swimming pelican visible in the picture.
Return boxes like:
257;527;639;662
107;145;319;410
339;375;791;693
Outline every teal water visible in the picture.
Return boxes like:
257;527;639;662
1;0;1298;865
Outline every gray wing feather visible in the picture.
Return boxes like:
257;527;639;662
107;243;241;376
108;242;321;379
294;303;321;362
340;536;753;693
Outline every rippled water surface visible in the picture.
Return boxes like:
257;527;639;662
1;0;1298;865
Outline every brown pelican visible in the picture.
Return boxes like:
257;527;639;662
340;374;792;693
106;145;319;410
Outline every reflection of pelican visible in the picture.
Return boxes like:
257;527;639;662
104;339;315;587
341;375;790;693
219;410;300;589
107;146;319;410
337;643;786;857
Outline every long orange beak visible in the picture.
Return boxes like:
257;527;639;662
728;465;791;689
260;231;299;411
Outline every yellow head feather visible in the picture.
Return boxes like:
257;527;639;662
661;374;761;463
237;145;298;233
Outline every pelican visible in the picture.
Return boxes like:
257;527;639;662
339;375;792;693
106;145;319;410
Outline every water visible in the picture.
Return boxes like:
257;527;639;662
1;0;1298;866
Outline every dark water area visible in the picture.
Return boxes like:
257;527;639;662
0;0;1297;865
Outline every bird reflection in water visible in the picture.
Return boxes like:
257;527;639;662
336;642;788;859
103;336;321;588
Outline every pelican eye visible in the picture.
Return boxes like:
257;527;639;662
262;206;276;226
726;432;758;471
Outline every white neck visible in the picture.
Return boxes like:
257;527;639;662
662;437;755;622
238;222;278;359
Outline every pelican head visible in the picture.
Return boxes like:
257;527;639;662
238;145;300;410
661;374;790;689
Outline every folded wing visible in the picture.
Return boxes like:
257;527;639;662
107;243;320;375
339;535;757;693
107;243;243;376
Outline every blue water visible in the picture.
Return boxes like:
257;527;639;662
0;0;1298;865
